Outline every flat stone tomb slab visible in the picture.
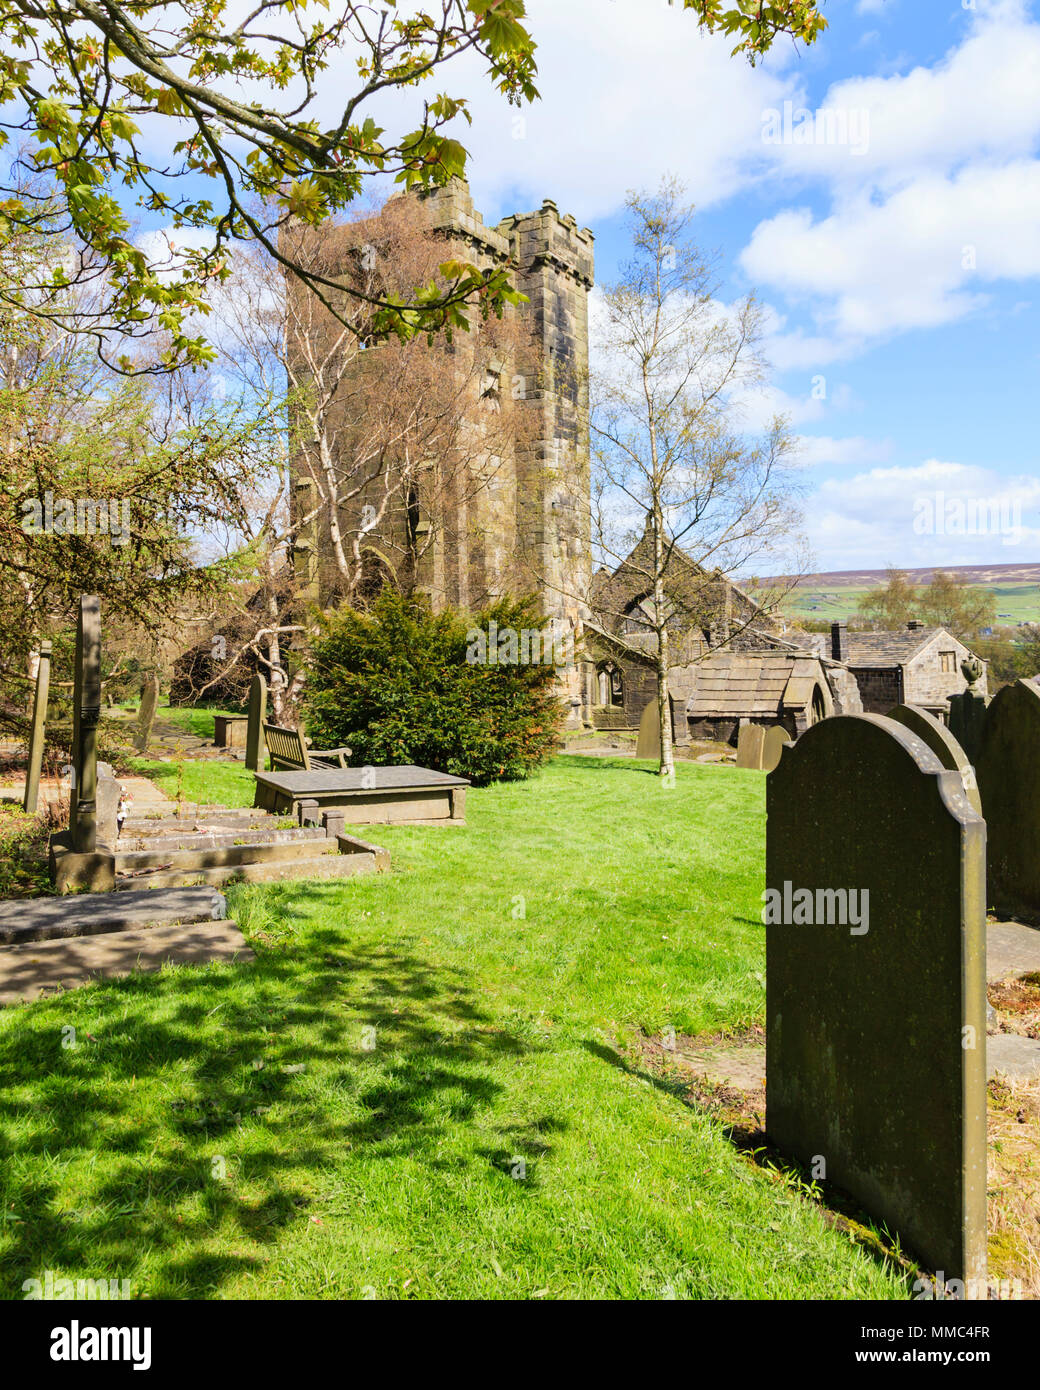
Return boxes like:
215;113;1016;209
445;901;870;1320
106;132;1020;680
254;765;470;825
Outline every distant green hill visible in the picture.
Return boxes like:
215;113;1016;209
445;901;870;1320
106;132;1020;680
767;565;1040;628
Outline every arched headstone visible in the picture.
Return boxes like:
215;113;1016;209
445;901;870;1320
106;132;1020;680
133;674;160;754
245;672;268;773
976;678;1040;921
635;701;660;760
887;703;982;815
760;726;792;774
766;713;987;1286
735;723;765;769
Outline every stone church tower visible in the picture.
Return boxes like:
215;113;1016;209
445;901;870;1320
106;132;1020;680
289;181;594;716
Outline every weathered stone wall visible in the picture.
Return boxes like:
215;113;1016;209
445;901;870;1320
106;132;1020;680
852;667;903;713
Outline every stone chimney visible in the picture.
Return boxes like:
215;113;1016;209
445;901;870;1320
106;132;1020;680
907;619;925;631
830;620;848;662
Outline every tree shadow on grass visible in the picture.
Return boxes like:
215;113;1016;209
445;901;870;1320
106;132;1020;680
0;885;551;1298
583;1038;917;1292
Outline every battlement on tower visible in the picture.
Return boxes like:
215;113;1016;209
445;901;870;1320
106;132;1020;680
497;199;595;289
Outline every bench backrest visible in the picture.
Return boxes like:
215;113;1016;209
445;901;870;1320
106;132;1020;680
262;722;310;771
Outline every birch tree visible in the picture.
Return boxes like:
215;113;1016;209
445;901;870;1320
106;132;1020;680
590;179;805;778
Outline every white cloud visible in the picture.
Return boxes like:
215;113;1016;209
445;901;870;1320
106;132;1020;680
741;160;1040;341
408;0;799;224
758;1;1040;186
795;435;894;468
807;459;1040;568
742;2;1040;355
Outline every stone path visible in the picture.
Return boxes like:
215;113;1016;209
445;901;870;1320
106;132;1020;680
0;920;254;1006
687;917;1040;1090
1;773;171;813
988;919;1040;979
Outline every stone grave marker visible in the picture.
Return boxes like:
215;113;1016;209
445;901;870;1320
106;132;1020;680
636;700;661;760
133;673;160;754
887;703;982;815
976;678;1040;921
23;640;52;815
96;766;121;849
245;672;268;773
766;713;987;1287
949;656;988;764
760;726;792;774
735;723;765;770
69;595;101;853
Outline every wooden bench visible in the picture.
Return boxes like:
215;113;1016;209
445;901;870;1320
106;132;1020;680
261;722;352;772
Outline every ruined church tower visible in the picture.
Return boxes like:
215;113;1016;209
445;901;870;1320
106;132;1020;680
290;181;594;709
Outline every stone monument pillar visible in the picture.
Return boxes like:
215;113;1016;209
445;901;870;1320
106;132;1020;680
23;640;52;815
69;595;101;853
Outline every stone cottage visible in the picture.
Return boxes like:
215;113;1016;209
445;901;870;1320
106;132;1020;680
811;621;989;717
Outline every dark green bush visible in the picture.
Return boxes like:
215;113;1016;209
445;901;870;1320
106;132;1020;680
303;590;567;784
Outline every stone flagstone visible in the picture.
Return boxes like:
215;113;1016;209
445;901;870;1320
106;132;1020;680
133;673;160;754
760;726;792;774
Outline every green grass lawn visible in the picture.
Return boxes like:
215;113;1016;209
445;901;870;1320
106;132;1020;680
0;757;908;1299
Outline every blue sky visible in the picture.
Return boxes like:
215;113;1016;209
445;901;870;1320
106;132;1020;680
130;0;1040;574
427;0;1040;573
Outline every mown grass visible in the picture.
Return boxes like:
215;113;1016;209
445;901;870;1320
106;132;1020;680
125;758;255;808
0;757;908;1299
154;704;243;742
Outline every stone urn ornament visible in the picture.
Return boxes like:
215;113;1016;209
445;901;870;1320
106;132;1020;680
961;655;985;689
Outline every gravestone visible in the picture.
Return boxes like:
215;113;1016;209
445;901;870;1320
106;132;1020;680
760;726;792;774
948;656;988;764
245;672;268;773
976;678;1040;922
766;713;987;1286
50;598;115;891
133;673;160;754
23;640;52;815
735;723;765;770
636;701;661;760
888;703;982;815
96;766;121;848
69;596;101;853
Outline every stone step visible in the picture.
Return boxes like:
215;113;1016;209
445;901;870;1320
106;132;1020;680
0;920;254;1006
117;826;327;854
115;838;338;875
119;808;280;832
0;886;227;945
114;850;379;891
